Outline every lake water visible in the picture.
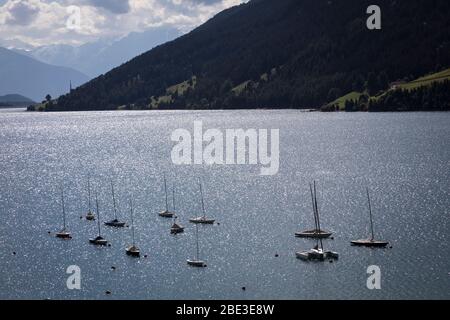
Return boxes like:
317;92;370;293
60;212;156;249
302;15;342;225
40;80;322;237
0;108;449;300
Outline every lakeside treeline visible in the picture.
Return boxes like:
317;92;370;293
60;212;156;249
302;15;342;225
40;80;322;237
322;80;450;112
30;78;450;113
369;80;450;112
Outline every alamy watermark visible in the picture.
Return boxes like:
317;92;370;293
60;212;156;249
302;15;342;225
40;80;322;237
65;5;380;32
66;265;81;290
66;5;81;30
366;265;381;290
367;5;381;30
171;121;279;176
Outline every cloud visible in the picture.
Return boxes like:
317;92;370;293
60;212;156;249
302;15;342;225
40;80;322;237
0;0;247;47
87;0;130;14
5;0;40;25
189;0;223;4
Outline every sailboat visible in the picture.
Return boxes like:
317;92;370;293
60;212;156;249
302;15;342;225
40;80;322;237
104;180;126;227
295;181;332;238
296;182;338;261
86;175;95;221
89;192;108;246
159;173;174;218
170;185;184;234
351;187;389;247
56;187;72;239
189;180;215;224
171;216;184;234
126;199;140;257
187;224;207;267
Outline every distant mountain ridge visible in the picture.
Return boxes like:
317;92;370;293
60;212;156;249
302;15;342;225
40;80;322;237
0;94;35;107
53;0;450;111
14;26;182;78
0;94;34;103
0;47;89;102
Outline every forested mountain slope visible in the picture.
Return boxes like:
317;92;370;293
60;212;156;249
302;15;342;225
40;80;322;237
53;0;450;111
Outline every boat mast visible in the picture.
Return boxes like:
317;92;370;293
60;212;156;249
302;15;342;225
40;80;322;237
199;180;206;218
61;187;66;230
163;173;168;212
95;193;101;237
172;184;177;224
366;187;375;241
111;180;118;220
172;184;176;212
309;183;318;232
130;199;135;246
195;224;200;260
314;181;323;251
87;175;91;211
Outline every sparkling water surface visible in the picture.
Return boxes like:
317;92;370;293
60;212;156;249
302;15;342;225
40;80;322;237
0;108;449;299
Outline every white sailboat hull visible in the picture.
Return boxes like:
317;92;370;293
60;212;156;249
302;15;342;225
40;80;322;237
104;219;126;227
296;248;339;261
126;245;140;257
89;236;108;246
159;210;174;218
187;259;207;267
86;211;95;221
351;239;388;247
171;223;185;234
56;230;72;239
295;229;332;238
189;216;215;224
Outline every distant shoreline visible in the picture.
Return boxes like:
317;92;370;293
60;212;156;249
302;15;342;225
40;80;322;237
0;106;28;110
24;107;450;113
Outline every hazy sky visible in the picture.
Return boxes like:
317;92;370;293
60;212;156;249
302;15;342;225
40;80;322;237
0;0;246;48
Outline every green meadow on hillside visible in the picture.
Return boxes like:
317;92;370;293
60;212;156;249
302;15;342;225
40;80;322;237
326;68;450;112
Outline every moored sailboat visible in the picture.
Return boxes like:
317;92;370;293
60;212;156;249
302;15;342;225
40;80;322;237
295;181;332;238
170;185;184;234
89;192;108;246
296;182;338;261
104;180;126;227
56;187;72;239
159;173;174;218
189;180;215;224
86;175;95;221
187;224;207;267
126;199;140;257
171;216;185;234
351;187;389;247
